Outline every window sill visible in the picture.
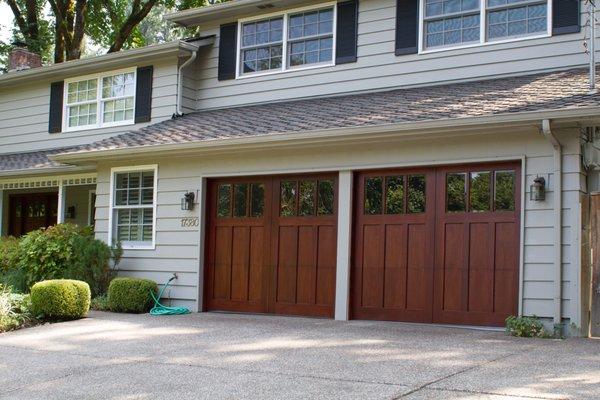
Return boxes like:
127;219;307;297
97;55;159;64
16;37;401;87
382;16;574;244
235;61;335;80
63;120;136;133
418;33;551;55
121;243;156;251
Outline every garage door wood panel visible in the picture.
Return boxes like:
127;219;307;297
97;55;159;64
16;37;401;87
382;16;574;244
205;175;337;318
433;163;521;326
352;169;436;323
353;162;520;327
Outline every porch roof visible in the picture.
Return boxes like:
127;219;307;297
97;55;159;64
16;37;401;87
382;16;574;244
53;67;600;161
0;147;85;176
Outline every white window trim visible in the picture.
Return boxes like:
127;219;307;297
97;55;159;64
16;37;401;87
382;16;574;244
108;164;158;250
235;1;338;79
418;0;552;54
63;67;137;133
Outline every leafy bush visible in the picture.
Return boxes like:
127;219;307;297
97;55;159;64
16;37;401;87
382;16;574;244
108;277;157;313
0;237;19;272
505;315;551;338
90;294;110;311
17;224;120;296
0;284;35;332
0;237;26;292
30;279;90;320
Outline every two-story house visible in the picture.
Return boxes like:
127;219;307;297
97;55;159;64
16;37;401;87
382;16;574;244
1;0;598;335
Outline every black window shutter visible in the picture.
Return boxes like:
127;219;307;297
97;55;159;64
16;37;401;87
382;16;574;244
395;0;419;56
552;0;580;35
218;23;238;81
336;0;359;64
135;65;153;124
48;81;64;133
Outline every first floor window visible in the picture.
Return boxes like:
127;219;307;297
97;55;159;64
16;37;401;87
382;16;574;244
112;168;155;247
422;0;549;50
65;69;136;130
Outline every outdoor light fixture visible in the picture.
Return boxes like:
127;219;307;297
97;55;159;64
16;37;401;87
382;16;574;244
66;206;76;219
181;192;195;211
530;177;546;202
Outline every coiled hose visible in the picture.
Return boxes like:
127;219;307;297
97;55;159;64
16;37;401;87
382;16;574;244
149;275;191;316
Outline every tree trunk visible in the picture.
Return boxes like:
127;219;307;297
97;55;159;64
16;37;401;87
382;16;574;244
108;0;158;53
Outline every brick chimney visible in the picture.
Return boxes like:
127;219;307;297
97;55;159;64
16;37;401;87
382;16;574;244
8;44;42;72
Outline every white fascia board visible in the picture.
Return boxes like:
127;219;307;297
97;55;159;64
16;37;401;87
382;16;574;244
0;39;211;89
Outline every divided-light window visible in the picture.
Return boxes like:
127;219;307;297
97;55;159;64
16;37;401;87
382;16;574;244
239;5;335;76
111;167;156;249
422;0;550;51
65;69;136;130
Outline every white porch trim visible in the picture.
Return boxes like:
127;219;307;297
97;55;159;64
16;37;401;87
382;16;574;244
57;183;66;224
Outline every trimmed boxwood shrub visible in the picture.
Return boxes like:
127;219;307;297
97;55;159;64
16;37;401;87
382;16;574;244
30;279;91;320
108;278;157;313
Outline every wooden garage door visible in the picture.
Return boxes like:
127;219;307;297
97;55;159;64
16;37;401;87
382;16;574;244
205;174;337;317
352;162;520;326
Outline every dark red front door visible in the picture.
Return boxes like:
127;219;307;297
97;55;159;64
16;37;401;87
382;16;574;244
8;193;58;236
352;162;520;326
205;174;338;317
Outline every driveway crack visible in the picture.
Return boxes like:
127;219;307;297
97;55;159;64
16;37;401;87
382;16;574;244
392;352;518;399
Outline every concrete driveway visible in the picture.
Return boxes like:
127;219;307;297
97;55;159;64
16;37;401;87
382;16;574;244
0;312;598;400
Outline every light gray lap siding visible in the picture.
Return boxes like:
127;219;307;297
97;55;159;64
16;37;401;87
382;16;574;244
192;0;591;110
0;59;179;154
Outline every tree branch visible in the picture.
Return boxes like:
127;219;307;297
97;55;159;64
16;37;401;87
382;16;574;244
107;0;158;53
5;0;29;38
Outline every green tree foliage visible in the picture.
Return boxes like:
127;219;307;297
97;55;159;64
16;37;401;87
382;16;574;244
1;0;216;69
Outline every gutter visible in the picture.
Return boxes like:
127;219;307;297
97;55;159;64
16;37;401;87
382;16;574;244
176;49;198;116
51;105;600;164
0;165;96;178
0;40;206;88
541;119;563;326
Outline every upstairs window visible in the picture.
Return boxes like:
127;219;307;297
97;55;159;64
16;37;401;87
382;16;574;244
238;4;336;77
64;69;136;131
421;0;550;51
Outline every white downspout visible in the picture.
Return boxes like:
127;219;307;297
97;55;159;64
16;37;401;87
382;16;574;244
176;49;198;116
541;119;562;325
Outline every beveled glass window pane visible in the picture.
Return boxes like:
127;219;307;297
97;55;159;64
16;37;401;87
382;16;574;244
280;181;297;217
385;176;404;214
250;183;265;217
495;170;515;211
470;171;491;212
217;184;232;218
234;183;248;217
446;173;466;212
299;180;316;216
408;175;426;213
365;177;383;215
317;180;334;215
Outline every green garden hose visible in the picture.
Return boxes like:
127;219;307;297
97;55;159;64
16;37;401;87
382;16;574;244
149;275;190;316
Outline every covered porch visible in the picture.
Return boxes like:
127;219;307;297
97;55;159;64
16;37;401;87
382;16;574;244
0;174;97;237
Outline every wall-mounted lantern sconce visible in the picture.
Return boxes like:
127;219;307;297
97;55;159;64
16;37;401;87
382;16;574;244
66;206;76;219
181;191;195;211
530;176;546;202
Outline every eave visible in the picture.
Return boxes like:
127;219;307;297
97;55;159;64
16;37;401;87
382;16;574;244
51;105;600;165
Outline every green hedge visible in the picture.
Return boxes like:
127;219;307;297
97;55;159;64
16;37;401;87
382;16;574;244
108;278;157;313
30;279;91;320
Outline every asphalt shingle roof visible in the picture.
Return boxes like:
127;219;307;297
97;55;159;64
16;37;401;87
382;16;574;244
64;67;600;154
0;148;75;173
2;67;599;173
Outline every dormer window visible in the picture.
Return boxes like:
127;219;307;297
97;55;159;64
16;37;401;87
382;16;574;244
64;68;136;131
237;4;336;77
